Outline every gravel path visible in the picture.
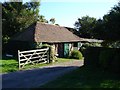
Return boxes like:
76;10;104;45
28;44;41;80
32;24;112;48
1;60;84;89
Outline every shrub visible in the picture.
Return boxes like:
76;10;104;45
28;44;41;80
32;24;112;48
69;50;83;60
41;44;56;63
41;44;50;48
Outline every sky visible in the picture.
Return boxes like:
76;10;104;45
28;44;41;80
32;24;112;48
1;0;119;28
40;0;118;28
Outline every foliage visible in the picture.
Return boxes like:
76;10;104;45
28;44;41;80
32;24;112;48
2;1;57;46
82;42;101;48
50;18;56;24
2;2;40;44
74;15;97;38
95;2;120;40
80;42;102;56
69;50;83;60
38;15;48;23
92;19;106;39
41;44;50;48
102;2;120;40
40;44;56;62
101;40;120;48
35;42;43;48
74;2;120;48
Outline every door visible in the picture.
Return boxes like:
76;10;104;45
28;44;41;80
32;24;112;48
58;43;64;58
64;43;69;57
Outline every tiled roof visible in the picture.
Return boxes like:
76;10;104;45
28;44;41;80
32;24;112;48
11;22;84;43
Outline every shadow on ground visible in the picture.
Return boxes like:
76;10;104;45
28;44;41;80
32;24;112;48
2;66;80;89
39;66;120;88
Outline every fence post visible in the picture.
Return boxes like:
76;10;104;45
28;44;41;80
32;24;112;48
18;50;20;69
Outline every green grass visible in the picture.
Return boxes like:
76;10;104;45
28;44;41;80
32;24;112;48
1;58;78;73
40;66;120;88
0;59;18;73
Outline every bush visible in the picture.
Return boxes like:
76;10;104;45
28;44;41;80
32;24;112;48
41;44;50;48
41;44;56;63
69;50;83;60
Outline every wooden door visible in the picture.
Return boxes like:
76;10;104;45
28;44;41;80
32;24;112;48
64;43;69;57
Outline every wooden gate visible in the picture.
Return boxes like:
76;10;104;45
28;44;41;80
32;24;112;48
18;47;50;69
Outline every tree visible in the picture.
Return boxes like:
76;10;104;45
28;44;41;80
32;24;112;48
38;15;48;23
74;15;97;38
100;2;120;47
102;2;120;40
93;19;106;39
2;1;40;44
50;18;55;24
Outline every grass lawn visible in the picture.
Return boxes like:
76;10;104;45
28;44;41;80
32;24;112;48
40;66;120;88
0;58;79;73
0;59;18;73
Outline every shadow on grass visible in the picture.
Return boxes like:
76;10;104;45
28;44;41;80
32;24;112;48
39;66;120;88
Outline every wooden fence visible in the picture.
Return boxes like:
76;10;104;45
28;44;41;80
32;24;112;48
18;47;50;69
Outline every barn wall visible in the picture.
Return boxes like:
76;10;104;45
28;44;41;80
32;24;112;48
4;41;35;57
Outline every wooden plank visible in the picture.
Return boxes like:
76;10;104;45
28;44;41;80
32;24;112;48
18;47;49;69
37;58;47;61
19;59;27;62
19;48;49;54
19;55;47;61
20;53;33;57
20;58;47;65
20;52;47;57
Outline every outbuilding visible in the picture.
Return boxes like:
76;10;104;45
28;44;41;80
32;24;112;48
7;22;85;57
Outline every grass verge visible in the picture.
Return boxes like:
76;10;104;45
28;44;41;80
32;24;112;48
40;66;120;88
1;58;79;73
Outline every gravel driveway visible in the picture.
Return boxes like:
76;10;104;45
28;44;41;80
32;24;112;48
1;60;84;89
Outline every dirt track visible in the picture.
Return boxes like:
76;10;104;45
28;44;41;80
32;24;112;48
1;60;84;89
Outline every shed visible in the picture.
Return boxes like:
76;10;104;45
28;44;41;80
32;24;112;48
8;22;85;57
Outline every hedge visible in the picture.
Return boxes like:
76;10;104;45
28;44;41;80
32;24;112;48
84;47;120;73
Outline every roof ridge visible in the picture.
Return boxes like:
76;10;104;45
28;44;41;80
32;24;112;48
11;21;84;42
36;21;62;27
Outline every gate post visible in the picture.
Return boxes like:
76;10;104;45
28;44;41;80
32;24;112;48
18;50;20;69
47;47;50;63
